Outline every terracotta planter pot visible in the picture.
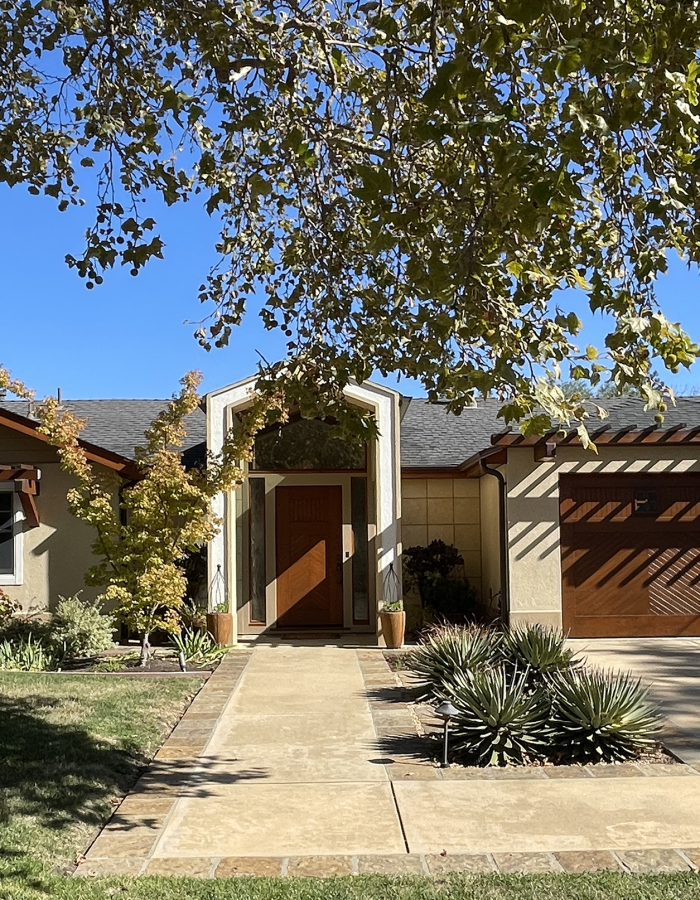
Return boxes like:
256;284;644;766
380;610;406;650
206;612;233;647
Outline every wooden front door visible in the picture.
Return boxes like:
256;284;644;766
275;485;344;627
561;474;700;637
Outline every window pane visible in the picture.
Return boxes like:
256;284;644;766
253;418;366;471
0;494;13;575
351;478;369;623
0;493;12;531
249;479;266;623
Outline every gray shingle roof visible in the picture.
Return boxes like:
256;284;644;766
400;396;700;468
4;394;700;470
400;398;505;468
0;399;206;462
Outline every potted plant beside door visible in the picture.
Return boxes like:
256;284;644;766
207;563;233;647
379;599;406;649
206;602;233;647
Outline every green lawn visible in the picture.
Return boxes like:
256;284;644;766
0;672;204;883
6;872;700;900
2;673;700;900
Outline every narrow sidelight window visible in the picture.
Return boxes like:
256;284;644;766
0;492;14;576
351;478;369;623
249;478;266;623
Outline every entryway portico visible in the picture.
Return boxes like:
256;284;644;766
206;377;402;642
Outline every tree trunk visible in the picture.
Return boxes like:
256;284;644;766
140;632;151;667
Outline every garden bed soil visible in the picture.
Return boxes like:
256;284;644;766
56;650;219;676
385;650;410;670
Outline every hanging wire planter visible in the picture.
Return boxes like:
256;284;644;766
208;563;227;613
381;561;402;611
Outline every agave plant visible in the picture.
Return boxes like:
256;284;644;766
170;627;228;666
406;624;501;698
549;668;661;763
501;624;579;683
445;666;551;767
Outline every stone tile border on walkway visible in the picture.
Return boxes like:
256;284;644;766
357;650;696;782
80;649;254;868
76;646;700;879
76;847;700;878
154;649;253;760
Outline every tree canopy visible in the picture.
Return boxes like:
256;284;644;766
3;0;700;438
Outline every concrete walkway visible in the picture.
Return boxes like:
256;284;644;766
154;646;406;859
78;643;700;878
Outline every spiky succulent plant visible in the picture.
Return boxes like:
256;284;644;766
501;624;579;683
549;668;661;763
406;624;501;698
446;666;551;767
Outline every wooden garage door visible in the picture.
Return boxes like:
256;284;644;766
561;474;700;637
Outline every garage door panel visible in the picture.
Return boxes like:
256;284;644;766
560;474;700;638
648;546;700;616
562;613;700;639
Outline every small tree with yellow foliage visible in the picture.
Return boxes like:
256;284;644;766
0;367;282;663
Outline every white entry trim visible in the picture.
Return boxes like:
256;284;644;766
206;377;402;643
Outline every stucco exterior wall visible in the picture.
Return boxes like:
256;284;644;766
0;426;112;612
506;445;700;629
401;477;482;597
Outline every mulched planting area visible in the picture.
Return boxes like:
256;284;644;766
55;650;219;675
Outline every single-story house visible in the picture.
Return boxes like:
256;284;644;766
3;377;700;642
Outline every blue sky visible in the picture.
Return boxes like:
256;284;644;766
2;183;700;400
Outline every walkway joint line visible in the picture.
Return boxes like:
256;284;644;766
389;780;410;854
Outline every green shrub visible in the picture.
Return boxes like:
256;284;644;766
91;657;126;672
422;574;481;622
171;627;228;666
0;613;52;644
407;624;501;698
549;668;661;763
0;634;56;671
403;540;464;606
0;588;19;628
447;666;550;766
501;624;579;683
51;593;115;659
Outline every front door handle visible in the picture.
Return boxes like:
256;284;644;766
336;554;343;585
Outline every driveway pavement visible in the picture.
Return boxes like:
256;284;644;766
78;642;700;878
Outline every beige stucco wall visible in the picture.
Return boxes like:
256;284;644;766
506;445;700;629
401;477;482;598
0;426;112;612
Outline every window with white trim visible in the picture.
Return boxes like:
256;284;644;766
0;485;23;586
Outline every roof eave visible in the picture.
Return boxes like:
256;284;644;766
0;407;140;480
457;445;508;475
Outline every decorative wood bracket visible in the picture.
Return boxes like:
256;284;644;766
0;465;41;527
534;440;557;462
